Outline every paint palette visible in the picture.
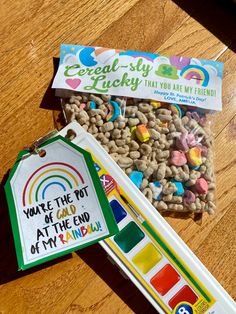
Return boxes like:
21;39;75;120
60;122;236;314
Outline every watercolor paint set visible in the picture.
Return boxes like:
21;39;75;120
59;122;235;314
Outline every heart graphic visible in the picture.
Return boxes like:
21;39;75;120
65;78;81;89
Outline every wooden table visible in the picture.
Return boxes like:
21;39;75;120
0;0;235;312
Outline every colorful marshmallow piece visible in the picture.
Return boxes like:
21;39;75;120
195;178;208;194
160;121;169;128
189;165;200;170
149;181;162;200
187;147;202;166
172;181;184;196
176;133;189;152
130;126;137;139
186;106;205;116
87;100;97;109
183;190;196;204
170;151;187;166
106;100;121;122
169;103;182;118
186;133;197;147
200;145;208;157
129;171;144;189
150;100;162;109
135;124;150;142
80;103;87;110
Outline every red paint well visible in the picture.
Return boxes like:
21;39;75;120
168;285;198;309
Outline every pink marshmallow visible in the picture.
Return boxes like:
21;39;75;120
195;178;208;194
80;103;87;109
170;150;187;166
176;133;189;152
187;133;197;147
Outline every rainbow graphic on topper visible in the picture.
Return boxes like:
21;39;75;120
180;65;209;87
22;162;84;206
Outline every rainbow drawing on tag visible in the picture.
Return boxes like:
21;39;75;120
180;65;209;87
22;162;85;206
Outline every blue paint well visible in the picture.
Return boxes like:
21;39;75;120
110;199;127;224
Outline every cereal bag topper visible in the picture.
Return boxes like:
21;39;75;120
5;135;118;269
52;44;224;111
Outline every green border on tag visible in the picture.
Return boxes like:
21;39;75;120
4;135;118;270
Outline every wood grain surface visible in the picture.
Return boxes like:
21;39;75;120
0;0;235;313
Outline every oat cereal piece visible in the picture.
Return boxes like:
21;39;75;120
117;156;133;168
142;188;153;202
128;118;140;126
138;102;151;113
111;129;122;139
162;182;177;195
136;111;148;125
101;94;111;101
162;194;173;202
140;178;149;190
125;106;138;117
125;167;133;175
149;128;160;140
143;166;155;179
134;160;148;172
129;151;141;159
154;201;168;211
129;140;139;151
140;143;152;156
89;94;104;105
168;204;184;211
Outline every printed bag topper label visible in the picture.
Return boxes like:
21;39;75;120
52;44;224;111
5;136;118;269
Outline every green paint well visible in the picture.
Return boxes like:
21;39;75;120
114;221;144;253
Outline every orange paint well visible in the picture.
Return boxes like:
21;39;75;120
150;264;180;296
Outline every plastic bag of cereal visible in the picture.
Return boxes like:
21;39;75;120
52;44;224;216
